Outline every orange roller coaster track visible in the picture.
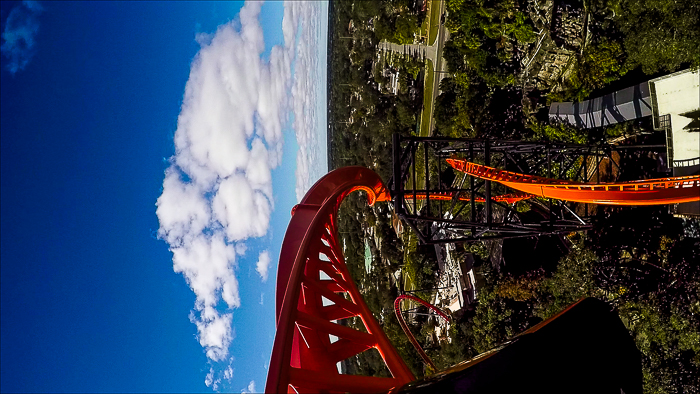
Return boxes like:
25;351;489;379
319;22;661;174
405;191;531;204
446;158;700;206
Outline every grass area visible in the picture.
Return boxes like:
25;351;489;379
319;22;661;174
408;56;434;211
427;0;441;46
401;232;417;310
404;143;427;212
403;58;434;215
420;59;434;137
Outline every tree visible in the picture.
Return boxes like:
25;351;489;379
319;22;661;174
393;14;419;45
527;121;588;144
534;242;598;319
569;39;630;100
615;0;700;74
496;269;545;302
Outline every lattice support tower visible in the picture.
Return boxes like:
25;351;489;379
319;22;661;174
387;133;679;245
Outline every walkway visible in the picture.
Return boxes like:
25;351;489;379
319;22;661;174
377;0;449;136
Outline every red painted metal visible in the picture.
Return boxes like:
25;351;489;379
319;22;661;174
394;294;451;371
405;191;531;204
266;167;414;394
447;158;700;205
268;157;696;392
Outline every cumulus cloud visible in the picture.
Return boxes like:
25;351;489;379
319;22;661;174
224;365;234;381
255;250;271;282
205;367;219;391
157;0;327;389
1;0;44;75
242;380;256;393
156;0;296;381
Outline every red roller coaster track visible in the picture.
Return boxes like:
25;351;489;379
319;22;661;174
446;158;700;205
267;160;697;393
394;294;450;371
266;167;413;394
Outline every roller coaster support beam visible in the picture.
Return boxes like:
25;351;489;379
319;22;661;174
266;167;414;394
389;134;611;244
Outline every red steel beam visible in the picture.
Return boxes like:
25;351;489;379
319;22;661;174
266;167;414;394
447;158;700;205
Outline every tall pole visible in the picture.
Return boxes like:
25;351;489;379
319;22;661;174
470;143;475;235
485;140;491;229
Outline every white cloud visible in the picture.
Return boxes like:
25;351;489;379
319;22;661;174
255;251;271;282
224;365;234;381
207;359;233;392
173;234;239;311
213;171;271;242
1;0;44;75
191;306;234;361
205;368;215;387
242;380;256;393
205;366;222;391
157;169;210;247
155;0;300;385
157;0;327;389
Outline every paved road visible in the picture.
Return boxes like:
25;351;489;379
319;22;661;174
429;0;449;136
378;0;449;136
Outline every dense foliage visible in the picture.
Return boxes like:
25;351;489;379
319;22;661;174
328;1;700;391
328;0;427;181
435;0;700;136
434;216;700;393
612;0;700;74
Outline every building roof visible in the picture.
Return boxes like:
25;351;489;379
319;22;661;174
649;69;700;166
650;69;700;217
549;82;652;128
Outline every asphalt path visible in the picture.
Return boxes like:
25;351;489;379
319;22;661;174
378;0;449;136
429;0;449;136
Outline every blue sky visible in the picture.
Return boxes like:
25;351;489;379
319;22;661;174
0;1;327;392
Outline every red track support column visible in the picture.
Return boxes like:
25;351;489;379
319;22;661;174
266;167;415;394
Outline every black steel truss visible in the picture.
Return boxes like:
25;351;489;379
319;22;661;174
389;133;666;244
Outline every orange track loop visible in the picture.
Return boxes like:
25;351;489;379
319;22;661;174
405;192;531;204
447;158;700;206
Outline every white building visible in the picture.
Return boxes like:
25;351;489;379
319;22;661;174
649;69;700;217
649;69;700;170
550;68;699;216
